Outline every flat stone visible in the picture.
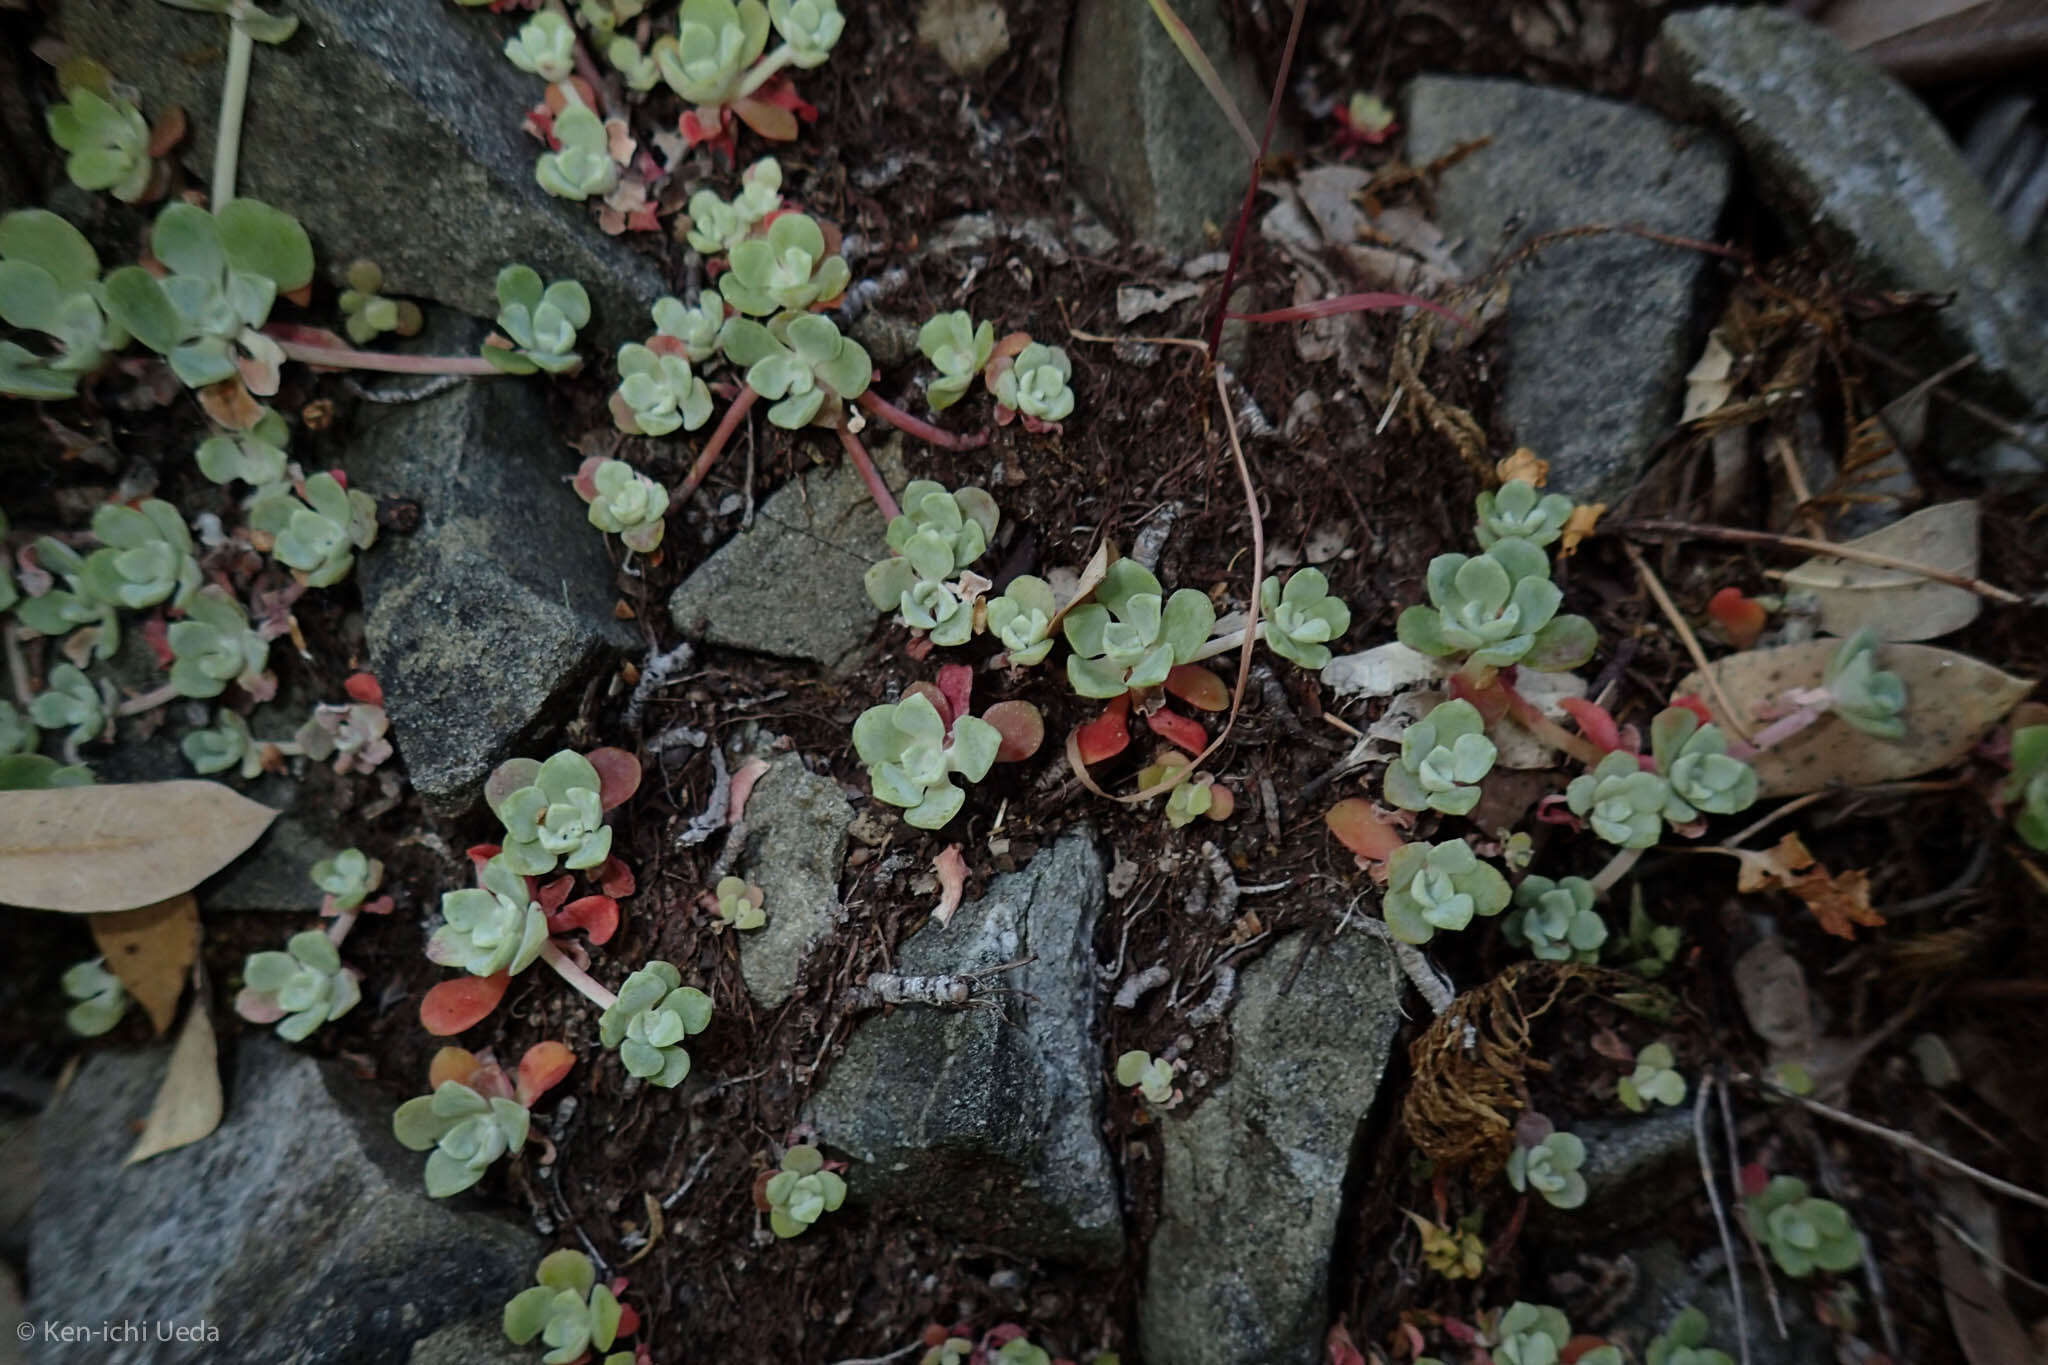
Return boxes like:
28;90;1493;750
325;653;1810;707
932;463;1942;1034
1404;76;1736;502
1657;9;2048;464
736;753;854;1010
1063;0;1263;252
806;831;1123;1265
29;1037;536;1365
60;0;664;352
1139;929;1404;1365
916;0;1010;78
667;444;905;671
346;314;633;814
407;1316;532;1365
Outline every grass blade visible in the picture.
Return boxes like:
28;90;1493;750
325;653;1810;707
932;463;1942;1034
1142;0;1262;161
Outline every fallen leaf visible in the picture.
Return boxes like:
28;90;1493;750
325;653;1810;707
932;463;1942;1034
1785;863;1882;940
1320;640;1447;698
1115;281;1204;323
1496;448;1548;485
1728;832;1816;893
1732;935;1815;1059
1935;1221;2036;1365
1682;333;1736;422
931;845;968;928
1675;641;2031;796
1558;503;1604;556
127;992;221;1164
89;893;199;1034
1047;539;1116;633
0;781;278;912
1781;500;1981;642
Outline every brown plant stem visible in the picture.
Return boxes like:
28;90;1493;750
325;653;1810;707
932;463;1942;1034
1620;519;2024;604
678;387;759;501
835;419;902;521
853;389;988;451
267;334;503;376
1620;539;1754;744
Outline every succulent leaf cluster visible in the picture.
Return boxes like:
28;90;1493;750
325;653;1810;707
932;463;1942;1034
917;311;994;411
863;482;999;645
47;85;152;203
483;265;590;374
1383;840;1511;945
1822;628;1907;739
987;575;1057;666
579;458;671;552
491;750;615;875
714;876;765;930
720;212;849;316
81;499;202;610
249;473;378;587
768;0;845;64
392;1080;530;1197
167;587;268;699
196;408;290;486
719;311;870;428
1064;560;1215;700
1645;1308;1734;1365
1565;708;1758;849
0;209;125;399
599;961;713;1086
852;692;1000;828
1260;568;1351;670
62;958;129;1036
651;292;726;363
0;753;93;789
1618;1041;1686;1112
654;0;771;106
1506;1130;1587;1210
294;701;393;774
13;536;119;655
611;343;712;436
503;1250;625;1365
1385;699;1496;816
182;708;259;777
992;342;1074;424
1489;1302;1618;1365
1398;538;1595;672
764;1144;847;1237
430;856;549;978
1745;1176;1861;1277
537;102;622;202
239;930;360;1041
1475;479;1574;550
682;157;783;254
1502;875;1607;963
28;664;107;748
337;260;423;346
313;848;385;912
505;10;577;81
1114;1050;1177;1105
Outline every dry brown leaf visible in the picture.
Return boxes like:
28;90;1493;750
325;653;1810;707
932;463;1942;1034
126;993;222;1165
1787;863;1882;940
0;781;277;912
1559;502;1605;557
1681;333;1736;423
1496;447;1547;486
1046;539;1116;633
1935;1222;2039;1365
931;845;968;929
1675;641;2032;796
1781;501;1982;642
89;894;199;1035
1730;832;1817;892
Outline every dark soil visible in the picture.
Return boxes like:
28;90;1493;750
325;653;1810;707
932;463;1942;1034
4;1;2047;1363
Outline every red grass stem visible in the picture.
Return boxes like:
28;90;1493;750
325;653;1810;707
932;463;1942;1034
855;389;989;451
836;420;902;521
679;387;760;501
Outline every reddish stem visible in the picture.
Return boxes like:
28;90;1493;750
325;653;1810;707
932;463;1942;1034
679;387;760;501
1493;674;1607;767
835;419;902;520
854;389;989;451
267;334;501;376
115;681;180;716
326;911;357;946
540;939;618;1010
1740;705;1823;757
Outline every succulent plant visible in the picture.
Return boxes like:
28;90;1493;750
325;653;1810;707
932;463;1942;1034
682;160;783;254
490;750;615;876
1501;875;1606;963
167;587;268;699
1164;773;1231;829
392;1080;531;1197
196;407;290;485
719;312;870;428
1260;568;1351;670
1619;1041;1686;1112
13;537;119;655
1565;752;1670;849
852;692;1001;829
1385;698;1496;816
2003;724;2048;851
0;209;125;399
1822;628;1907;739
993;1340;1052;1365
80;499;200;611
577;458;671;553
47;85;153;202
1408;1211;1485;1280
1115;1050;1177;1105
1475;479;1574;550
718;212;850;315
598;961;713;1086
606;34;662;91
987;575;1057;666
610;343;712;436
917;310;994;410
1645;1307;1734;1365
1651;707;1758;817
1382;839;1511;945
0;700;30;756
295;701;393;774
652;292;726;363
429;856;550;978
714;875;766;930
1490;1302;1572;1365
862;482;999;622
249;473;378;587
580;0;651;28
62;958;129;1036
503;1249;625;1365
1506;1130;1587;1210
1609;890;1681;977
100;198;313;389
505;9;577;81
313;847;385;913
1745;1176;1861;1277
992;342;1075;424
29;664;107;748
537;102;622;201
1397;539;1596;673
922;1335;974;1365
237;930;360;1042
181;707;259;777
0;754;93;789
337;260;423;345
483;265;590;375
1063;560;1215;700
764;1144;847;1237
768;0;844;64
653;0;771;106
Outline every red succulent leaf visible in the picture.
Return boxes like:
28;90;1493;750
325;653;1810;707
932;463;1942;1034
1204;783;1236;821
534;875;574;914
1740;1162;1771;1198
936;664;974;725
428;1046;483;1090
515;1041;576;1107
420;972;509;1036
1669;692;1714;726
586;747;643;811
1325;1322;1367;1365
1535;793;1582;828
548;895;620;946
751;1168;778;1211
983;700;1045;763
572;454;605;503
465;843;502;877
343;671;383;705
751;75;816;121
1164;663;1229;712
1324;798;1406;864
234;987;287;1025
731;94;799;141
1145;707;1207;756
614;1302;641;1339
1558;697;1623;753
1075;694;1132;765
1708;586;1766;649
597;856;637;899
984;1324;1029;1349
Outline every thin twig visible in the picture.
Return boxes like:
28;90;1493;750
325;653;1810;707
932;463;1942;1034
1718;1072;1787;1339
1694;1074;1753;1365
1622;540;1754;743
822;1344;921;1365
660;1147;716;1210
1621;520;2024;604
269;334;501;375
1851;341;2048;458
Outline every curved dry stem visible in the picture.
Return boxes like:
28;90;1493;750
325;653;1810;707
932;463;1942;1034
267;334;502;376
213;20;254;206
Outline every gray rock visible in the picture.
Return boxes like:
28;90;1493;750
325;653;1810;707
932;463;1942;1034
1063;0;1263;252
1404;76;1736;502
1657;9;2048;463
0;1115;33;1268
1139;929;1404;1365
346;313;634;814
806;831;1123;1265
667;443;904;670
736;754;854;1010
60;0;664;352
30;1037;536;1365
1531;1110;1697;1245
406;1316;531;1365
1598;1238;1828;1365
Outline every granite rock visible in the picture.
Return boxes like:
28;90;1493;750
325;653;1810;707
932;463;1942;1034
735;754;854;1010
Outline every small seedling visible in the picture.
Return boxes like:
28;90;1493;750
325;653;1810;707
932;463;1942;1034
482;265;590;374
392;1079;530;1197
1565;707;1758;849
1064;560;1215;700
294;700;393;774
611;341;713;437
235;929;360;1041
46;85;154;203
1259;568;1351;670
1114;1049;1180;1107
718;311;870;427
61;958;129;1036
1397;539;1596;674
1744;1175;1861;1277
2003;723;2048;851
1382;839;1511;945
599;961;712;1086
1618;1041;1686;1112
196;407;291;485
181;708;260;777
0;754;93;789
1136;752;1233;829
650;292;725;362
29;664;108;749
1501;874;1606;964
249;472;379;587
536;100;622;201
714;876;766;930
1488;1302;1618;1365
337;260;422;345
574;457;672;552
1405;1210;1484;1280
0;209;125;399
312;847;386;914
1506;1128;1587;1210
13;536;119;656
429;856;550;978
1751;627;1908;748
1384;698;1495;816
1608;889;1681;977
488;750;617;875
718;211;849;315
990;339;1075;428
1645;1307;1734;1365
503;1249;626;1365
167;586;270;699
761;1143;847;1237
917;310;994;410
83;499;201;609
608;34;662;91
682;156;783;254
852;691;1001;828
505;10;577;81
987;575;1057;666
1474;478;1574;550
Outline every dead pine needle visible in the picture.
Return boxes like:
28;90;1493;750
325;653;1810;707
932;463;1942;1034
1694;1074;1753;1365
1621;519;2024;605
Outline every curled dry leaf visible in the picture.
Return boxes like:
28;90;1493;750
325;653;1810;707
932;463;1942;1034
1496;448;1548;486
1046;539;1117;634
127;989;222;1165
1935;1221;2033;1365
89;893;200;1035
1675;641;2031;796
931;845;969;929
1724;832;1883;939
0;781;279;913
1780;500;1981;643
1558;502;1604;557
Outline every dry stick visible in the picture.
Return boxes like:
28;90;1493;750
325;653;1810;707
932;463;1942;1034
678;388;759;501
1621;539;1755;744
1694;1074;1754;1365
267;334;503;376
853;389;988;451
1718;1072;1788;1340
1621;520;2025;605
1852;340;2048;458
1770;433;1825;541
1753;1079;2048;1213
